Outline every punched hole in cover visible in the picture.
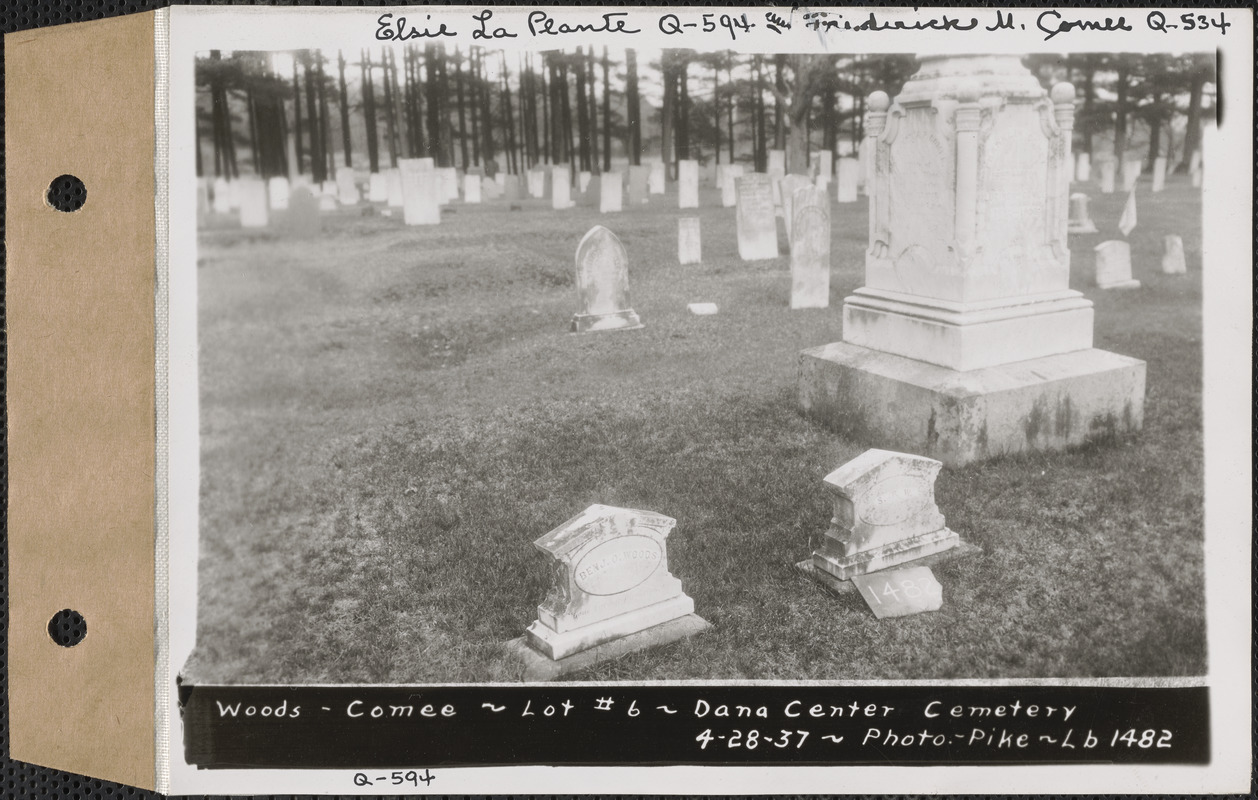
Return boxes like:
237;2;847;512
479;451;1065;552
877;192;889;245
48;608;86;647
46;174;86;212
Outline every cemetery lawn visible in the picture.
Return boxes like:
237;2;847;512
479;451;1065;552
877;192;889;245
186;180;1205;684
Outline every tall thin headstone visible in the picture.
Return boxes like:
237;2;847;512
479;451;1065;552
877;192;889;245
335;166;359;206
368;172;388;202
735;174;779;261
238;178;268;228
1121;159;1141;191
647;161;665;194
552;166;572;209
678;159;699;208
720;164;744;208
789;185;831;309
1075;152;1091;182
267;176;290;211
678;217;701;265
398;158;440;226
836;157;860;203
463;173;482;204
779;174;812;244
627;165;649;205
600;171;623;213
386;168;404;207
571;226;643;333
1066;193;1098;234
212;177;231;215
1098;159;1117;193
1151;156;1167;193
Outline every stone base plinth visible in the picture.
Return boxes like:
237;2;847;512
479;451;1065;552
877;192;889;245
1097;279;1142;291
812;527;960;581
842;289;1094;371
570;309;643;334
526;594;694;660
796;540;983;595
799;343;1145;465
506;614;711;681
1067;220;1098;234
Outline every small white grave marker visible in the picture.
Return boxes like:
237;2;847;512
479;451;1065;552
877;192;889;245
851;566;943;619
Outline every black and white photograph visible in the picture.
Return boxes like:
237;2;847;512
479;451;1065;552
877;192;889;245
160;5;1251;793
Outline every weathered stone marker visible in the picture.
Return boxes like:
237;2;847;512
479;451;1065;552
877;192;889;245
779;174;813;244
720;164;744;207
647;161;666;194
600;171;623;213
278;186;320;237
335;166;359;206
799;56;1145;465
1075;151;1091;182
527;169;545;198
398;158;440;226
1160;234;1187;274
735;174;780;261
267;176;290;211
1066;192;1098;234
212;177;231;215
368;171;388;202
386;168;404;207
1093;240;1140;289
238;178;268;228
1098;159;1117;193
1151;156;1167;193
578;170;592;194
1121;159;1141;191
463;173;482;204
552;166;573;210
790;185;831;309
571;225;643;333
836;157;860;203
678;159;700;208
507;504;709;679
678;217;701;265
627;165;649;205
801;449;960;583
503;173;523;202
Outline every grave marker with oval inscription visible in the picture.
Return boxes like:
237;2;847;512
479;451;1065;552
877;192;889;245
522;504;706;663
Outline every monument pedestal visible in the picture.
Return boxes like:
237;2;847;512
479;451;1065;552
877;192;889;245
799;343;1145;466
570;309;643;334
506;614;711;681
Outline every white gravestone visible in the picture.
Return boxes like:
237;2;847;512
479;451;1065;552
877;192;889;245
1093;240;1140;289
627;165;649;205
335;166;359;205
386;169;404;207
647;161;665;194
212;177;231;215
600;171;623;213
527;169;545;198
578;170;592;194
512;505;708;676
1151;156;1167;193
720;164;744;207
439;167;459;204
552;166;573;210
398;158;440;226
570;225;643;333
836;157;860;203
779;174;812;245
1121;159;1141;191
858;135;874;194
1066;193;1098;234
678;217;701;265
1098;159;1117;193
814;150;834;180
1075;152;1091;182
735;174;779;261
1160;234;1186;275
790;185;831;309
368;172;388;202
463;173;482;204
267;176;290;211
502;174;522;202
678;159;699;209
802;450;960;582
767;149;786;179
237;178;268;228
799;56;1146;465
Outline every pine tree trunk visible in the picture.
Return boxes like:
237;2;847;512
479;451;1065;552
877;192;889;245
361;50;380;172
626;49;641;166
292;61;304;174
575;49;591;172
601;48;612;171
425;45;443;163
315;51;331;182
337;51;352;167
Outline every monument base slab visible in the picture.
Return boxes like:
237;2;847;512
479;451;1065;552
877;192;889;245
799;343;1145;465
1067;221;1099;234
570;309;643;334
1097;279;1142;290
526;594;694;660
812;527;960;580
506;614;711;681
796;540;982;595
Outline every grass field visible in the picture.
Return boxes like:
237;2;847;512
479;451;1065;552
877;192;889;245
184;175;1206;684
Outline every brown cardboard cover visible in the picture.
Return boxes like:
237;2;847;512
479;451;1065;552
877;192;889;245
5;11;157;790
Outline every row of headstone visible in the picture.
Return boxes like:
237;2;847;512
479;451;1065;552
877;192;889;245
1081;151;1200;192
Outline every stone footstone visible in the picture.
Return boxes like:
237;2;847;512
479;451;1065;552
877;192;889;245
1093;240;1141;289
799;343;1146;466
1066;192;1098;234
796;540;982;595
1160;234;1187;275
504;614;711;681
